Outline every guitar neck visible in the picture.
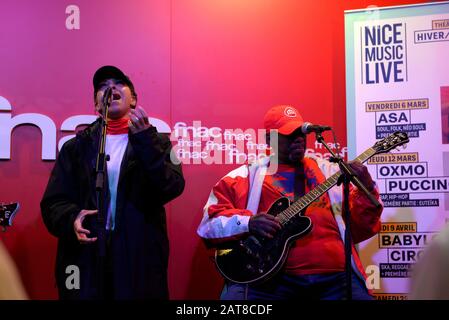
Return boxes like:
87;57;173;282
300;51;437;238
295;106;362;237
278;147;376;224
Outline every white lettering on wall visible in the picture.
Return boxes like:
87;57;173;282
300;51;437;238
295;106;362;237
0;96;171;160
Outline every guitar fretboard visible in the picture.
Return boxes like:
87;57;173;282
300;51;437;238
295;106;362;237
277;147;376;225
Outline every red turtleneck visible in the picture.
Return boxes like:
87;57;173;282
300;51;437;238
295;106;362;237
107;117;129;135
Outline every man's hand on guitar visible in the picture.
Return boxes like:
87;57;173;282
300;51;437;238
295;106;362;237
348;160;375;192
74;209;98;244
249;213;281;239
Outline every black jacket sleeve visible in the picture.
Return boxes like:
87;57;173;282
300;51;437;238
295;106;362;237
129;126;185;206
40;140;81;239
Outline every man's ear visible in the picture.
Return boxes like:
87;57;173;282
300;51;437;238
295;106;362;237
94;102;103;115
94;91;103;114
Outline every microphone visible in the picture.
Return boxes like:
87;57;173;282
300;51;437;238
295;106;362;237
301;122;332;134
102;87;112;107
100;87;112;115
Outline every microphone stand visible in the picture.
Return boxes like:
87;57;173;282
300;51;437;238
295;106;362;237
314;131;380;300
95;88;111;299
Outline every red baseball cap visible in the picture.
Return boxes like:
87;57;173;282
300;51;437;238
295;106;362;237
263;105;304;135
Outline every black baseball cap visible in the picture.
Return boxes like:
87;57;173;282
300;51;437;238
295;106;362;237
92;65;136;97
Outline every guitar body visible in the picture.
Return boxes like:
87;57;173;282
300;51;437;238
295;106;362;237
215;197;312;284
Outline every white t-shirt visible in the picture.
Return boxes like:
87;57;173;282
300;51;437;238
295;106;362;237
105;133;128;230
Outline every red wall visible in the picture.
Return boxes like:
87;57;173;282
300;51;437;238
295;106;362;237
0;0;433;299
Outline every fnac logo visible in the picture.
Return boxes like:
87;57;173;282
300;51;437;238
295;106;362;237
0;96;171;160
284;106;297;118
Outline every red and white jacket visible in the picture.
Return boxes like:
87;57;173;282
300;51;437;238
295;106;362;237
197;156;383;281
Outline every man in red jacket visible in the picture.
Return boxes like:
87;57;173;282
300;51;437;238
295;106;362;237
197;105;382;300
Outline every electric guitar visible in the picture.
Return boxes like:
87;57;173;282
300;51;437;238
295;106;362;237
215;131;409;284
0;202;20;231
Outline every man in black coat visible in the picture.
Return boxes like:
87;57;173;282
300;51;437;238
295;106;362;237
41;66;185;299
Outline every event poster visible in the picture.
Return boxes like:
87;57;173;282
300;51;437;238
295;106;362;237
345;1;449;299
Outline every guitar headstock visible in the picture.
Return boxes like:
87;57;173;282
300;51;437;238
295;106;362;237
373;131;409;154
0;202;20;231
